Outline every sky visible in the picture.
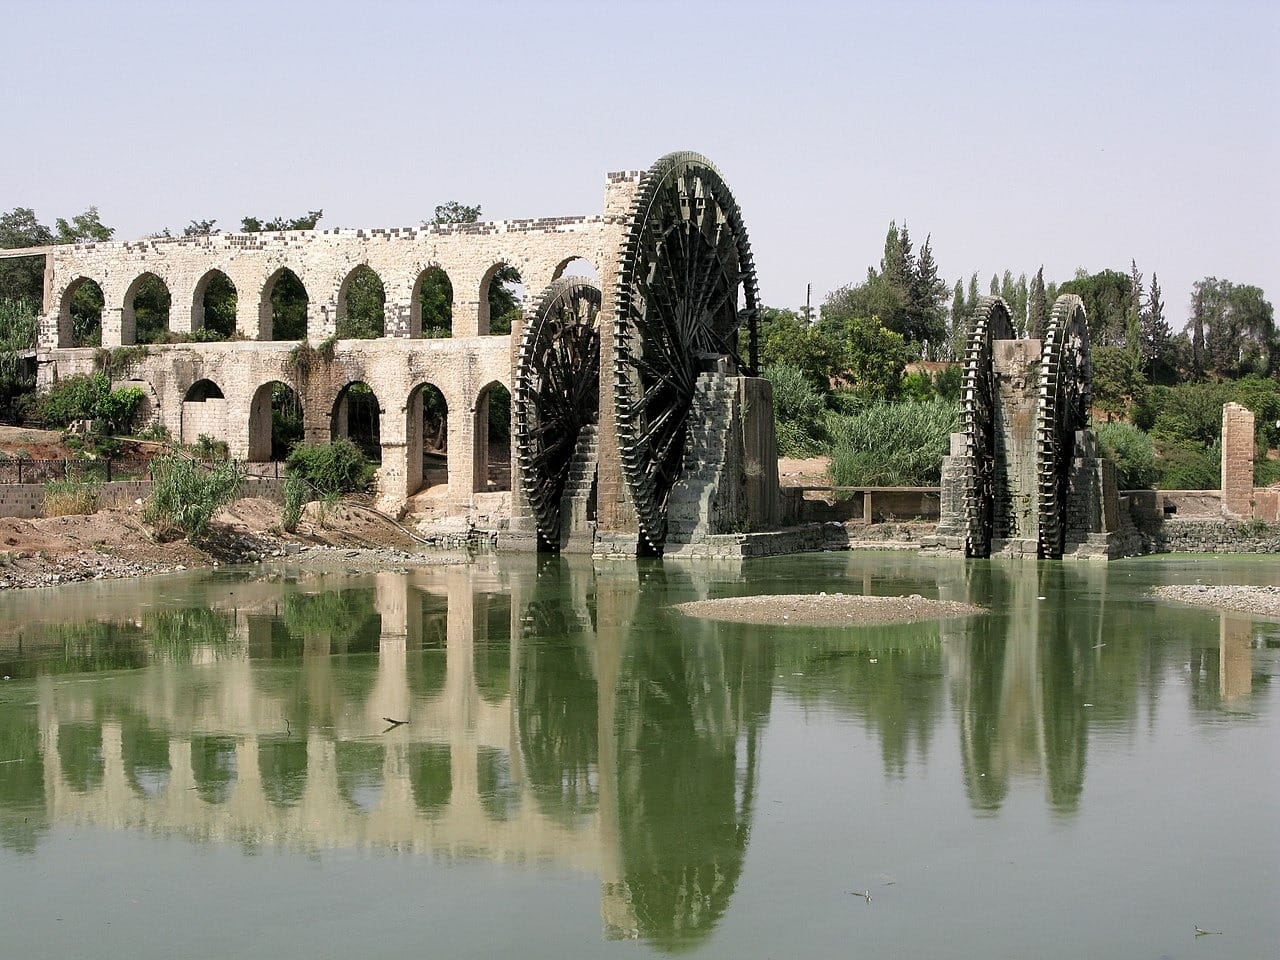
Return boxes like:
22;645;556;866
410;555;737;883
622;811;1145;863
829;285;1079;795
2;0;1276;330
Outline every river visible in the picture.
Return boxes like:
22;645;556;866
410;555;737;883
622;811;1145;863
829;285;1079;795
0;552;1276;958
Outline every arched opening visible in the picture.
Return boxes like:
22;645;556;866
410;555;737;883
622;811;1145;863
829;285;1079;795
181;379;227;446
551;256;601;284
190;734;237;805
336;265;385;339
331;381;382;462
123;720;171;798
58;722;104;793
257;736;308;808
479;262;522;335
474;592;512;703
336;742;384;813
192;269;237;340
59;277;104;348
248;380;302;462
408;742;452;816
123;272;171;345
261;267;308;341
406;382;448;499
412;266;453;338
474;380;511;492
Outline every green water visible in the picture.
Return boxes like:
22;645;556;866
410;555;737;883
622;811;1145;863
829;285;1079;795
0;552;1276;959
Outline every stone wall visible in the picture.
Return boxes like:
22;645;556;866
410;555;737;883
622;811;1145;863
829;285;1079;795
0;476;286;519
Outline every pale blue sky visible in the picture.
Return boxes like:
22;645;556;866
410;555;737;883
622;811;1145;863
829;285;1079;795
3;0;1276;329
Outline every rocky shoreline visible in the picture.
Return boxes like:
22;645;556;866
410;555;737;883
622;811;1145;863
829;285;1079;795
1153;583;1280;619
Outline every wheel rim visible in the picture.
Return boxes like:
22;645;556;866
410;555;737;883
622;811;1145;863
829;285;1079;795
1036;294;1091;558
613;151;760;550
514;278;601;549
960;296;1015;558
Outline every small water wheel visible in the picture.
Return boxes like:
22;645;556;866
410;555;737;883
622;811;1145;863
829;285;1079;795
514;277;601;550
613;151;761;550
960;296;1015;557
1036;294;1091;558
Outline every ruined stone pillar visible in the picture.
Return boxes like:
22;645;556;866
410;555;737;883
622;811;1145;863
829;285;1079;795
101;304;125;348
1221;402;1255;519
308;298;335;342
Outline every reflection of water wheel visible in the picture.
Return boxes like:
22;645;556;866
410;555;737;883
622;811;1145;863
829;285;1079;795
514;278;601;549
960;297;1015;557
1036;294;1091;559
613;151;760;551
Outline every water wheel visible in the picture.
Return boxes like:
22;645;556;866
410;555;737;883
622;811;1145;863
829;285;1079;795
613;151;760;550
1036;294;1091;558
514;277;601;550
960;296;1015;557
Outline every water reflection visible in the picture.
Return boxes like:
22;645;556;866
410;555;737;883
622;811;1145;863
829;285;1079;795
0;555;1272;950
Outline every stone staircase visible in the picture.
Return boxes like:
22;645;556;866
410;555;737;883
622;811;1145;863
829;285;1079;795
558;424;599;549
665;373;744;542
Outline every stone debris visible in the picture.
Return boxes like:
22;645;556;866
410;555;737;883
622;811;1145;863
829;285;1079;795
673;592;986;627
1153;583;1280;619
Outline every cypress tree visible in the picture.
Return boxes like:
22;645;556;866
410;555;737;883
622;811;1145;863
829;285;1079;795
1029;267;1047;339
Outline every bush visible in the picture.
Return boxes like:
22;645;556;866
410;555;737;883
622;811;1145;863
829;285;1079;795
900;370;935;402
93;386;145;435
39;373;110;427
43;478;101;517
286;439;374;496
192;434;229;461
828;398;958;486
1155;439;1220;490
1095;422;1158;489
144;455;244;540
1256;457;1280;488
281;474;310;533
763;363;825;456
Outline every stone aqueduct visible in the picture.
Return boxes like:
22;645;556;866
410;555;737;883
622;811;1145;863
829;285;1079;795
25;171;645;514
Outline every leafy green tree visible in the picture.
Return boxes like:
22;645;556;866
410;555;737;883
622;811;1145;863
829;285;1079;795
55;207;113;244
0;208;54;303
270;271;308;340
241;211;323;232
430;201;482;225
418;267;453;338
1192;277;1275;377
844;315;906;401
1091;346;1145;422
1029;267;1047;339
0;299;37;406
131;275;171;344
1140;272;1173;380
760;307;847;392
183;220;218;236
337;265;385;339
1057;268;1132;348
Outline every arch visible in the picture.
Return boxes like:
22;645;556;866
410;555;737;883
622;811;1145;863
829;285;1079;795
122;272;171;345
551;256;601;284
478;262;522;336
257;736;307;809
58;276;104;348
330;381;382;462
184;378;224;402
260;267;308;341
181;379;227;446
336;264;385;339
473;379;512;493
411;265;453;338
190;734;237;805
406;381;449;499
123;720;171;799
477;747;521;821
248;380;302;462
336;742;384;813
192;269;237;340
58;722;104;793
474;592;512;703
408;742;452;816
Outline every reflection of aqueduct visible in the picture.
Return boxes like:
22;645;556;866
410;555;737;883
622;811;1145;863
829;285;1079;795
19;172;643;512
8;562;771;947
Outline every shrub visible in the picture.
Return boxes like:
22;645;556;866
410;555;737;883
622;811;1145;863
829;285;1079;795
828;398;958;486
93;386;145;435
286;439;373;496
43;478;101;517
281;474;310;533
763;363;825;456
900;370;935;402
192;434;229;461
144;455;244;540
1255;456;1280;488
39;373;110;427
1095;422;1158;489
1155;439;1220;490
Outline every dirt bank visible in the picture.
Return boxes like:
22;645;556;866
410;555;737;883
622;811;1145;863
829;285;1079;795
1153;584;1280;619
673;592;986;627
0;497;433;591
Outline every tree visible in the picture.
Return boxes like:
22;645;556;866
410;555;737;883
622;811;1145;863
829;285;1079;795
337;266;385;339
1192;277;1276;377
1057;268;1132;348
430;201;482;225
0;207;54;304
950;279;967;357
909;235;948;353
1029;267;1047;339
760;308;848;392
241;210;323;232
844;315;907;401
1140;272;1172;379
184;219;218;236
989;274;999;297
55;207;113;243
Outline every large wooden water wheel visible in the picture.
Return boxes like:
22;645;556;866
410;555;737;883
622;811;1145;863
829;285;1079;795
612;151;760;551
1036;294;1091;558
960;296;1016;557
513;277;601;550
